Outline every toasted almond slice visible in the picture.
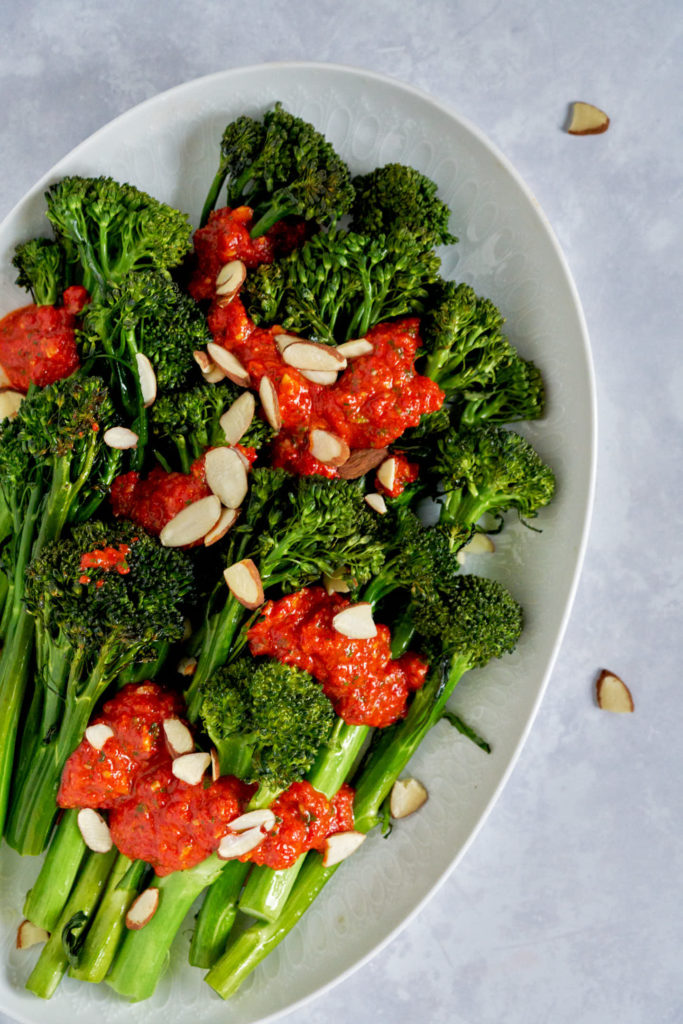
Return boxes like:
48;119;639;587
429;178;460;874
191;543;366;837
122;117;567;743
193;349;213;374
163;718;194;758
390;778;428;819
274;333;300;354
336;338;373;359
204;506;240;546
299;368;339;385
337;447;388;480
217;825;266;860
376;457;397;493
210;748;220;782
125;887;159;930
207;343;250;387
233;447;250;470
567;101;610;135
219;392;256;446
0;389;24;420
323;570;351;596
215;259;246;296
103;426;138;450
159;494;222;548
172;751;211;785
259;375;282;432
135;352;157;408
283;341;347;373
228;809;276;834
596;669;634;713
205;447;249;509
16;919;49;949
364;493;387;515
176;656;198;677
322;830;366;867
77;808;113;853
310;429;350;467
0;364;9;387
332;602;377;640
223;558;264;609
460;533;495;556
85;724;114;751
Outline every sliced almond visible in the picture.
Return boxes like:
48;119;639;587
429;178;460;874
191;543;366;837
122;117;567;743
299;369;338;386
135;352;157;408
376;457;397;493
219;392;256;446
0;364;9;387
309;429;350;467
227;809;276;834
596;669;634;713
390;778;428;819
210;748;221;782
567;101;610;135
459;533;495;559
274;333;300;354
159;494;222;548
77;808;113;853
215;259;246;298
204;447;249;509
322;830;366;867
207;343;250;387
125;887;159;930
337;447;388;480
176;656;198;677
233;447;251;470
217;826;266;860
204;506;240;546
364;493;387;515
323;570;351;596
171;751;211;785
223;558;264;609
332;602;377;640
163;718;194;758
283;341;347;373
84;724;114;751
336;338;373;359
194;349;227;384
259;375;282;432
16;919;49;949
0;389;24;420
103;426;138;450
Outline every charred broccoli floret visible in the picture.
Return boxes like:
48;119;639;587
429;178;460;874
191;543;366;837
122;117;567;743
351;163;456;247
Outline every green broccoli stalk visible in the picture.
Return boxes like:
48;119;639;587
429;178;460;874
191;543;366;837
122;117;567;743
200;103;354;236
205;574;523;999
351;163;457;247
0;376;122;841
44;175;192;300
457;352;546;427
12;237;67;306
242;226;441;344
149;383;273;475
4;519;195;855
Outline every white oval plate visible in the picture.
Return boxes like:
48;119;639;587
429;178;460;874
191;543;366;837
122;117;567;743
0;62;596;1024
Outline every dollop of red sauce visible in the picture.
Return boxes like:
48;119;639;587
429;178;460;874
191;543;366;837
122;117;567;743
78;542;131;584
375;452;419;498
188;207;306;302
0;286;88;391
245;781;355;870
248;587;429;727
208;298;444;478
110;458;211;537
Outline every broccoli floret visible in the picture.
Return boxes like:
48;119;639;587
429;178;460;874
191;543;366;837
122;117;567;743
45;176;192;299
243;226;440;343
435;424;556;528
352;163;457;247
200;655;334;793
200;103;354;237
150;383;273;474
12;238;66;306
457;352;546;427
6;519;195;855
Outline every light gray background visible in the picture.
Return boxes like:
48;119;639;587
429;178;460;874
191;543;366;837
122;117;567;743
1;2;681;1022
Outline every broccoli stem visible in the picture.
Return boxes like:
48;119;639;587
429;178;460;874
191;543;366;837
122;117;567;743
249;202;291;239
200;166;229;228
188;861;251;969
441;486;491;529
69;855;147;983
23;810;87;932
185;594;247;721
25;847;117;1000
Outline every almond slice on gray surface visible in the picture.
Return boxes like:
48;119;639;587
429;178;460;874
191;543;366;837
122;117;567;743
223;558;264;609
204;506;240;546
227;808;276;833
135;352;157;407
219;391;256;445
283;340;347;372
259;375;282;432
207;342;250;386
125;887;159;930
103;426;138;450
322;830;366;867
567;101;610;135
163;718;194;758
337;447;388;479
217;826;265;860
204;446;249;509
596;669;634;713
159;494;222;547
0;388;24;420
332;602;377;639
364;492;387;514
84;724;114;751
390;778;428;819
171;751;211;785
309;429;350;467
457;533;496;564
77;808;113;853
336;337;373;359
16;920;49;949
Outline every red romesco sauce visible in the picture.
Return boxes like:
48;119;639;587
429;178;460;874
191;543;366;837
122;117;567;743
0;285;88;391
375;452;419;498
208;299;444;478
245;781;356;870
248;587;429;727
110;458;211;537
58;683;185;810
78;542;131;584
